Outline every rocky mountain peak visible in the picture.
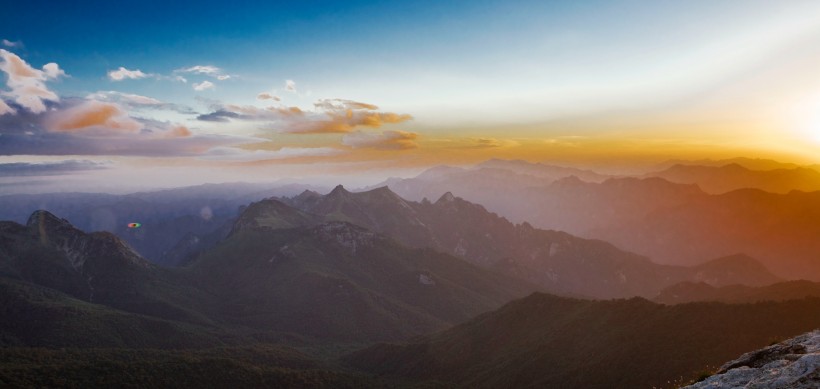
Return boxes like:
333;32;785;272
26;210;73;231
435;192;457;204
685;330;820;388
328;184;350;197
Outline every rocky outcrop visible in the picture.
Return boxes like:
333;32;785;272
684;330;820;388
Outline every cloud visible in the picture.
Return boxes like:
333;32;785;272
176;65;232;81
196;109;240;122
0;160;108;177
87;91;195;114
107;67;149;81
202;146;343;161
285;79;296;92
45;100;143;134
88;91;162;106
0;99;13;115
1;134;246;157
193;81;215;91
197;98;413;134
257;92;280;101
165;125;192;138
0;49;64;114
177;65;221;75
1;39;21;48
342;130;419;150
464;137;519;149
314;99;378;111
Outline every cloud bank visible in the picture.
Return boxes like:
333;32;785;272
197;98;413;134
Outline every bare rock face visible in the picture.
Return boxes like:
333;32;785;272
684;330;820;388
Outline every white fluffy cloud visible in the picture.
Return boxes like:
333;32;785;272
193;81;215;91
108;67;150;81
285;79;296;92
0;49;65;114
1;39;20;48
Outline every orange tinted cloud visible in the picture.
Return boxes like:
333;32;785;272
164;125;192;138
198;98;412;134
47;100;142;134
342;130;419;150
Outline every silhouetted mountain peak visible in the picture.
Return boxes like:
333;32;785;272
294;189;321;200
435;192;457;204
720;162;748;171
26;210;73;231
232;198;318;233
550;175;586;187
328;184;350;197
691;254;780;287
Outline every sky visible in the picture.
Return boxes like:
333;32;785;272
2;0;820;192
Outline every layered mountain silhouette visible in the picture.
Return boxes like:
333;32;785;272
265;185;778;298
347;293;820;388
381;162;820;280
1;189;817;388
0;182;327;266
646;163;820;194
0;208;533;345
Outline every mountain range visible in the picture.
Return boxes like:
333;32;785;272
270;185;779;298
376;160;820;280
1;178;819;387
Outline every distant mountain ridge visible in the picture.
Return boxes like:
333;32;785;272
646;163;820;194
0;182;328;266
255;185;780;298
655;280;820;305
384;163;820;281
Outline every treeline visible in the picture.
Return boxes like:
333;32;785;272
0;346;382;388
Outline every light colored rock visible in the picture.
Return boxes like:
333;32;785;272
683;330;820;389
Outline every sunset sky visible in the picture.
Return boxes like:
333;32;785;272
3;0;820;192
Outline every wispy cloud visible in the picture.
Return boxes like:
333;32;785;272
197;98;412;134
193;80;215;91
202;146;343;161
0;160;108;177
177;65;221;75
87;91;195;114
0;49;65;114
176;65;232;81
285;79;296;92
257;92;280;101
1;39;21;48
107;66;150;81
342;130;419;150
